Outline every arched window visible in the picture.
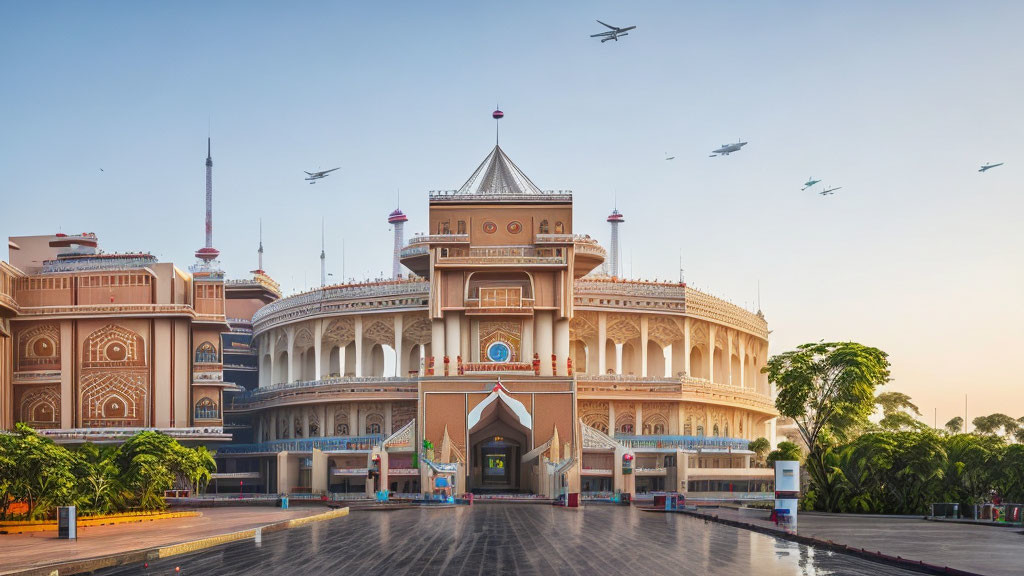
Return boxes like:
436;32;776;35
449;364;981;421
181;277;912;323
309;422;319;436
696;425;705;437
554;221;564;234
653;423;666;435
194;397;219;419
713;424;720;436
683;418;693;436
539;220;550;234
195;342;218;363
336;423;350;436
619;423;634;434
366;413;384;435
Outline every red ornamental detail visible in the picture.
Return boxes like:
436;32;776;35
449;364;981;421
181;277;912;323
483;221;497;234
507;221;522;234
492;110;504;119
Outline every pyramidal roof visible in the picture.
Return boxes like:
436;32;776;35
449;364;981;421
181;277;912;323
457;145;544;195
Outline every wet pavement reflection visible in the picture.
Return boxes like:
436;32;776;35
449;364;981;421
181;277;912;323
96;504;923;575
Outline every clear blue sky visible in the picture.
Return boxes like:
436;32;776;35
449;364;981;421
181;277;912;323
2;1;1022;424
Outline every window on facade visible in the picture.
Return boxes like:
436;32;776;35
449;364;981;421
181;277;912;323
195;342;218;363
366;422;381;434
554;221;564;234
457;220;466;234
620;423;634;434
194;397;219;420
337;423;350;436
441;221;451;234
539;220;549;234
653;423;666;435
713;424;720;436
696;425;705;437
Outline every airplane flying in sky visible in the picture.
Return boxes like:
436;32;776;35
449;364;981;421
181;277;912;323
665;153;675;161
819;186;842;196
591;20;636;43
801;177;821;190
304;167;340;183
709;141;747;157
978;162;1004;173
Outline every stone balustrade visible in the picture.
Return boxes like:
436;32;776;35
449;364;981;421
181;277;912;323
216;434;383;455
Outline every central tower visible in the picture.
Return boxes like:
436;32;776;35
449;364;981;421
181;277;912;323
399;116;605;495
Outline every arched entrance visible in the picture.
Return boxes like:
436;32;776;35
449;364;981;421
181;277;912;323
467;386;532;493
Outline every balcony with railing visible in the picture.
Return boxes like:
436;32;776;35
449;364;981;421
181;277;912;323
216;434;384;455
227;377;419;410
615;434;751;452
435;246;566;266
407;234;470;245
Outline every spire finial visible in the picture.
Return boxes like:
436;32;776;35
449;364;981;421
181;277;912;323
492;106;504;146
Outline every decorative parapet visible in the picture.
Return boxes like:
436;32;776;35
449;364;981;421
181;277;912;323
684;287;767;338
407;234;469;245
576;375;776;414
37;427;230;443
251;280;429;333
16;303;202;320
428;189;573;203
572;279;768;339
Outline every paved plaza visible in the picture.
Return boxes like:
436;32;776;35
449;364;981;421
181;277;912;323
701;508;1024;576
95;504;926;576
0;506;323;575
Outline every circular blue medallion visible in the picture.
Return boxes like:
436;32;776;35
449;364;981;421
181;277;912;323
486;341;512;363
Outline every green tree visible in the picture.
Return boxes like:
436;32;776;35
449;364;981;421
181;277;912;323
6;424;79;519
766;441;802;466
972;414;1019;439
748;437;771;465
944;417;964;435
764;342;890;510
76;443;125;514
876;392;925;431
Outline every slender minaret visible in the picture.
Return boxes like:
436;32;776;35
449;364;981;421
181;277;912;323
606;208;624;277
257;219;264;272
194;137;220;263
388;206;408;279
320;218;326;287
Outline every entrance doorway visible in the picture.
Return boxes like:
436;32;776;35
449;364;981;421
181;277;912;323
468;401;530;493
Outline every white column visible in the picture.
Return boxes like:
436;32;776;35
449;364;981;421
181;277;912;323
608;402;616;438
394;315;404;377
727;331;734;386
314;321;323;381
522;316;534;364
636;402;643;435
354;316;363;377
708;324;716;384
615;343;623;375
597;312;607;375
385;403;393;436
665;344;673;378
554;318;569;376
739;337;746;389
286;327;296;384
430;319;444;370
640;316;649;378
320;405;327;437
302;408;310;438
267;333;276;386
445;313;461;366
350;403;358;436
683;318;691;377
535;311;553;376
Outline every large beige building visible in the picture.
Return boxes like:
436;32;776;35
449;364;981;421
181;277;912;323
0;233;229;443
217;140;777;499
